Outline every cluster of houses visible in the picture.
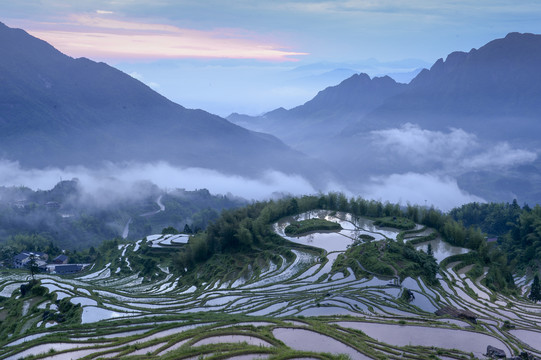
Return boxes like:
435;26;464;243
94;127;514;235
12;252;87;274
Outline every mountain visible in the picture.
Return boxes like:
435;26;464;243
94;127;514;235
229;33;541;204
234;32;541;146
228;73;406;151
343;32;541;139
0;22;326;181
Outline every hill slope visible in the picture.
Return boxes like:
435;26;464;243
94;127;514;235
0;22;325;180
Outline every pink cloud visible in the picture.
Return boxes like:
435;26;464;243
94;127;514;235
23;14;307;62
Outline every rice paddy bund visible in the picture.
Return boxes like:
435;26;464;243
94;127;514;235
1;210;540;360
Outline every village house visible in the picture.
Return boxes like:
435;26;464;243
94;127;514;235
54;264;84;274
53;254;69;264
12;252;48;269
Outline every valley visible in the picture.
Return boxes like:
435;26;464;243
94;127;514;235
1;206;540;359
0;15;541;360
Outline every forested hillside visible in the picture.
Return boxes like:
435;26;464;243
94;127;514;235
0;180;245;264
451;201;541;270
173;193;540;293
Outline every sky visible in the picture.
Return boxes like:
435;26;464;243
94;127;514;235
3;0;541;115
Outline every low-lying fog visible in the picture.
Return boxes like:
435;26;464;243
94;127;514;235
1;158;489;212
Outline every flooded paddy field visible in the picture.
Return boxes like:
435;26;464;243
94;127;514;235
1;210;540;359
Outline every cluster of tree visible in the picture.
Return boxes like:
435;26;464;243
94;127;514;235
530;274;541;303
449;200;523;235
0;234;62;265
173;194;424;273
172;193;539;293
136;189;246;237
450;201;541;277
285;218;341;236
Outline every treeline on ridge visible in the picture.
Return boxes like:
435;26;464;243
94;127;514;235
173;193;538;292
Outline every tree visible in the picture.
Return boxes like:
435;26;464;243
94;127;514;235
28;253;39;281
427;243;434;257
529;274;541;303
162;226;179;235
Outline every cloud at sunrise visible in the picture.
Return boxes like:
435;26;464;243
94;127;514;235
23;13;307;61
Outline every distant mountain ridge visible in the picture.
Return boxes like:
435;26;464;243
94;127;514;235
231;32;541;143
228;73;406;150
0;22;327;181
343;32;541;138
228;32;541;204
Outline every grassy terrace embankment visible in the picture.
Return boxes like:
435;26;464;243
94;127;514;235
284;218;342;236
374;216;416;230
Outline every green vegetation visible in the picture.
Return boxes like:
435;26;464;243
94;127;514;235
0;182;245;254
333;239;439;284
374;216;415;230
530;274;541;303
449;201;541;291
285;218;342;236
2;192;541;359
167;192;541;294
161;226;179;235
358;234;375;241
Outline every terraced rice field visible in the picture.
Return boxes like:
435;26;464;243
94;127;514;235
1;211;540;359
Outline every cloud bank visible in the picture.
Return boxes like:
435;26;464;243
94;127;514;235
362;172;485;212
0;160;316;205
0;158;489;212
371;123;537;172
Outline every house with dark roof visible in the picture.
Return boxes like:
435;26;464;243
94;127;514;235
54;264;83;274
45;201;61;209
13;253;31;268
12;252;48;268
53;254;69;264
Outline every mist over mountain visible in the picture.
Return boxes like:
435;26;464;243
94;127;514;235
228;73;406;152
0;22;330;186
229;33;541;205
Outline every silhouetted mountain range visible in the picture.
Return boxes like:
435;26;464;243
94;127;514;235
343;32;541;139
231;32;541;143
229;73;406;151
229;32;541;204
0;22;326;181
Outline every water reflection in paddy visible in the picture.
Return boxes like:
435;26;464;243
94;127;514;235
272;328;371;359
274;211;402;254
296;306;357;317
335;321;510;358
415;238;469;263
281;232;352;253
409;292;438;313
4;342;97;360
509;329;541;351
